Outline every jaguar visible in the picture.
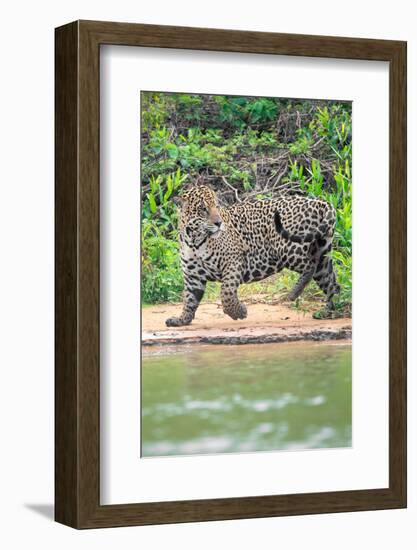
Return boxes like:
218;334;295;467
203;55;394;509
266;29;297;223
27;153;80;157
165;184;340;327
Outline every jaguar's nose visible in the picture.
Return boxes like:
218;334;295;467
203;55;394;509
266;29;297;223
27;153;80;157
214;220;222;228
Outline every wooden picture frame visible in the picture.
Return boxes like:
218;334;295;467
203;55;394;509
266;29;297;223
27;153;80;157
55;20;407;529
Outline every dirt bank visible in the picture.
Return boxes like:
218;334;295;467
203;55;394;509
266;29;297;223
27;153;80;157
142;302;351;346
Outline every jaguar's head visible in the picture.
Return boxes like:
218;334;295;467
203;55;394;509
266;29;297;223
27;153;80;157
176;185;225;246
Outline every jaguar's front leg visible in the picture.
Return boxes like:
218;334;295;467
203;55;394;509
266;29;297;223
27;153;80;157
165;278;206;327
221;271;247;321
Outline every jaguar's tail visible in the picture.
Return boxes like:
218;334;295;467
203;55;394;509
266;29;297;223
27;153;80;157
274;210;332;244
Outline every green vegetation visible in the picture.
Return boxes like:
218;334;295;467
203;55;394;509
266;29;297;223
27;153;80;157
141;92;352;315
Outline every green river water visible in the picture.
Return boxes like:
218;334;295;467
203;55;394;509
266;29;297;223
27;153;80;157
141;342;351;457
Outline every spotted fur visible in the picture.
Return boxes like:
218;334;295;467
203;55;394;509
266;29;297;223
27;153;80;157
165;185;340;327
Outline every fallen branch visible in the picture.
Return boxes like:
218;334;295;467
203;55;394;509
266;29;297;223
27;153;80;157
221;176;241;202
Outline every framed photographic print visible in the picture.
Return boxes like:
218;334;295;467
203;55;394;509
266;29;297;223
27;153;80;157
55;20;407;528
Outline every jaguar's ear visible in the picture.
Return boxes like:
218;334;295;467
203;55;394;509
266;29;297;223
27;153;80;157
195;174;206;186
173;190;190;206
173;195;184;206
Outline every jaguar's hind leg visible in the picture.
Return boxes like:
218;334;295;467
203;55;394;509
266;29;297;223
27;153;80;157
313;255;340;310
288;267;315;301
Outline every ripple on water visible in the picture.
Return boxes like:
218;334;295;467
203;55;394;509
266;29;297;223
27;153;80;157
141;342;352;457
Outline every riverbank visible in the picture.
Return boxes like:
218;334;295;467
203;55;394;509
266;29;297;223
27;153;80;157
142;302;351;346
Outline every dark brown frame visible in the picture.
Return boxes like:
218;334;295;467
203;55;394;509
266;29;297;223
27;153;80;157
55;20;407;529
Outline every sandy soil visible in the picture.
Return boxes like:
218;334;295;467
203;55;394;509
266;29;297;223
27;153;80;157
142;302;352;346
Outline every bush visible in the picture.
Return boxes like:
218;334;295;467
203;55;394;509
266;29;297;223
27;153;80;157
141;220;183;303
